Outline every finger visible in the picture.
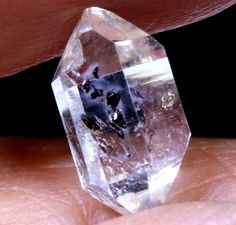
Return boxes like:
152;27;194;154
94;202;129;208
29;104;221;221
1;0;236;77
0;137;118;225
167;138;236;203
98;202;236;225
0;137;236;224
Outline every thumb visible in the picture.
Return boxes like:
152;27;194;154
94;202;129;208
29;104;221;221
98;202;236;225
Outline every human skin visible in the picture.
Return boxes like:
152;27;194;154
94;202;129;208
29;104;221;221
0;138;236;225
0;0;236;77
0;1;236;224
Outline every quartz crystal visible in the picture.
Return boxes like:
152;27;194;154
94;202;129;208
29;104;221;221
52;7;191;214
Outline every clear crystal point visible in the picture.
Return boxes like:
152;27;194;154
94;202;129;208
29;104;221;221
52;7;191;214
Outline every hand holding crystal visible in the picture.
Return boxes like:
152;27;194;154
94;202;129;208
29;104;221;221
0;1;236;224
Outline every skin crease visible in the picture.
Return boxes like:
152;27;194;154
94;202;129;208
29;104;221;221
0;0;236;77
0;1;236;225
0;138;236;225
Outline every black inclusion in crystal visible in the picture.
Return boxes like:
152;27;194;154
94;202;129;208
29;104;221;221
108;122;125;139
137;108;145;123
78;71;139;137
134;102;145;123
93;66;99;79
110;173;148;198
106;91;121;111
91;87;103;99
83;80;90;93
130;88;146;123
111;109;126;128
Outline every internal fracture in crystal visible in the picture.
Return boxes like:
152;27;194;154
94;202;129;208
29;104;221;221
52;7;191;214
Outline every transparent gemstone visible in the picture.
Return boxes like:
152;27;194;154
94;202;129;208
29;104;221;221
52;7;191;215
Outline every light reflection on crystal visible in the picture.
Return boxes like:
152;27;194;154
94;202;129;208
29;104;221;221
52;7;191;214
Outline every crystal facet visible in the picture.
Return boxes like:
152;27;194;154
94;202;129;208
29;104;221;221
52;7;191;214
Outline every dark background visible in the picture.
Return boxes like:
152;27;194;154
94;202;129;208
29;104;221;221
0;5;235;137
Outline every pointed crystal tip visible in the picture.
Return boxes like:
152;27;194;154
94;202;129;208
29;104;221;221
52;7;191;214
79;7;147;42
